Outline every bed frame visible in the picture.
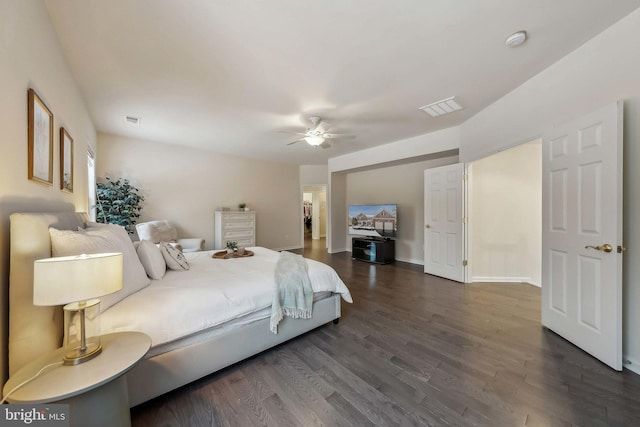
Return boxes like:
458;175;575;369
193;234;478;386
8;212;341;406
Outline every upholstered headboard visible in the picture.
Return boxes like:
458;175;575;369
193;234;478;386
9;212;89;376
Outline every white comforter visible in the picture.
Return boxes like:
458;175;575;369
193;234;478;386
100;247;352;348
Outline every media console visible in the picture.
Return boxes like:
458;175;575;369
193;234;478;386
351;237;395;264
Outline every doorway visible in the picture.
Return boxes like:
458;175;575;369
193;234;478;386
302;185;327;250
468;139;542;286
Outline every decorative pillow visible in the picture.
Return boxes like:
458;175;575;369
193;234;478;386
157;241;183;252
159;241;190;271
49;225;151;312
136;240;166;280
137;221;178;244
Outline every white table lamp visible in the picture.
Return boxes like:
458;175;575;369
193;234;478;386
34;253;123;365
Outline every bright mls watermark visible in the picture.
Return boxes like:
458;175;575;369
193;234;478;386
0;405;69;426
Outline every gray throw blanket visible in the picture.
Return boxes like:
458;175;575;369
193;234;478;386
270;251;313;333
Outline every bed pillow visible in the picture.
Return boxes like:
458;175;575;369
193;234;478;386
137;239;166;280
159;241;190;271
49;225;151;312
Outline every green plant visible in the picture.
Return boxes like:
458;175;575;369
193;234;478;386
239;203;246;209
226;241;238;250
96;177;144;234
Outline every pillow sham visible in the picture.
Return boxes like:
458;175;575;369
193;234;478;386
159;241;190;271
49;225;151;312
137;239;166;280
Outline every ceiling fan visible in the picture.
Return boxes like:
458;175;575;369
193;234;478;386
283;116;355;149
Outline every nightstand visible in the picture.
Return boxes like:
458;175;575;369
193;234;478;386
3;332;150;427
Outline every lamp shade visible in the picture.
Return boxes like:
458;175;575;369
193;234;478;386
304;135;325;146
33;253;123;306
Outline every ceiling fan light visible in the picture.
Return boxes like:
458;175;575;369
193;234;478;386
304;135;325;146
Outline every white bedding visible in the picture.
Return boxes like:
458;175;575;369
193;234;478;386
100;247;352;349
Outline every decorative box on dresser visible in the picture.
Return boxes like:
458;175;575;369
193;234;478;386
214;210;256;249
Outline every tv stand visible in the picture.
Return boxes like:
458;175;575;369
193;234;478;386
351;237;395;264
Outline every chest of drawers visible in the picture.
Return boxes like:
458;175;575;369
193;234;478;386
214;211;256;249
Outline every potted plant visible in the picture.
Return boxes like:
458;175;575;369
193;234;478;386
239;203;246;211
96;177;144;234
226;241;238;254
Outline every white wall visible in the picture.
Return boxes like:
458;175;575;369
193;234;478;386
469;141;541;285
0;0;96;382
329;127;459;172
97;133;301;251
346;156;458;263
459;9;640;373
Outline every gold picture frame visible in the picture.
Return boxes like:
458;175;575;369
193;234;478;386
60;127;74;193
28;88;54;185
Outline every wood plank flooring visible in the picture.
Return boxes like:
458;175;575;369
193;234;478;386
131;240;640;426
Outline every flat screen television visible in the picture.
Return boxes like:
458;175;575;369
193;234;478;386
348;204;397;238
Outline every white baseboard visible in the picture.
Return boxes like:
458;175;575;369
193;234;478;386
394;256;423;265
328;247;347;254
624;355;640;376
472;276;534;284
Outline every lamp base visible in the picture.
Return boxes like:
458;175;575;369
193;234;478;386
63;298;102;365
63;342;102;365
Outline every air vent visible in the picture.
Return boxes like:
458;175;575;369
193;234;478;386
419;97;463;117
124;116;140;125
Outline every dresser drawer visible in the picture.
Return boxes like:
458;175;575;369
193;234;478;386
222;229;254;240
221;213;255;222
235;237;255;247
222;220;254;230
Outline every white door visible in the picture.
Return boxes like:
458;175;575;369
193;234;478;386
424;163;466;282
542;101;623;370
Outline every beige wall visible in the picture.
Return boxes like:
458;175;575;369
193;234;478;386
0;0;96;382
300;165;328;186
346;156;458;263
97;133;301;251
469;141;542;286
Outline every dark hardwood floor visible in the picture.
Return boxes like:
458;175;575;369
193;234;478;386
131;238;640;426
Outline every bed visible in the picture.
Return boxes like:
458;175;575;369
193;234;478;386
8;211;352;406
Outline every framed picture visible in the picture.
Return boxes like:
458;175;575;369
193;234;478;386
60;127;74;193
28;88;53;185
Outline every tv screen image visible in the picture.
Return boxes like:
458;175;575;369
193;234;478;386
348;204;397;238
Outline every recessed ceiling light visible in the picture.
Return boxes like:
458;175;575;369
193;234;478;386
419;97;463;117
505;30;527;48
124;116;140;125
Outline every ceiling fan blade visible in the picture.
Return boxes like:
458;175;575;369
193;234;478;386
323;133;356;139
286;139;305;146
319;142;331;149
278;130;309;136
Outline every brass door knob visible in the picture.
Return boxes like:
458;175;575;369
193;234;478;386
585;243;613;253
425;224;431;228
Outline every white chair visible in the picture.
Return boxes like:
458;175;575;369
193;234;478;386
135;220;205;253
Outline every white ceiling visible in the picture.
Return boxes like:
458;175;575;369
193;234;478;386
44;0;640;165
